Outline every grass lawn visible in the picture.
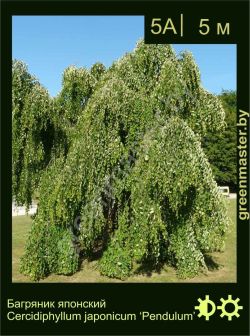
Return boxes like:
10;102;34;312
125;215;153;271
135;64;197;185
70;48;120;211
12;199;236;283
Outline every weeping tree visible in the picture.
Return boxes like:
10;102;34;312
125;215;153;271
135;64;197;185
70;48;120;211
12;60;53;208
15;41;229;281
12;60;106;208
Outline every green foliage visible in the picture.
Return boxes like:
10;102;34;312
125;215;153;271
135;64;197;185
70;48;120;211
99;117;227;279
90;62;106;82
12;61;106;209
12;60;52;208
20;219;78;281
55;66;93;129
17;41;229;281
202;90;237;191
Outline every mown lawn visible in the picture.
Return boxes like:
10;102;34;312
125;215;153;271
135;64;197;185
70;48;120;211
12;199;236;283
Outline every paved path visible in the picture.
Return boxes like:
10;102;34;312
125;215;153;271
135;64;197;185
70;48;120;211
12;203;37;216
12;193;237;216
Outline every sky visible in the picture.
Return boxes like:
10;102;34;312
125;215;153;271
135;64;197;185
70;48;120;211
12;16;236;97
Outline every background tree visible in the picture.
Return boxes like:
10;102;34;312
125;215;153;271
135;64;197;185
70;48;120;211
17;42;229;281
202;90;236;192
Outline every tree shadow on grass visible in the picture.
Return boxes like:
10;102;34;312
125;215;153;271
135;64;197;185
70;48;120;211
204;254;221;271
134;261;165;277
